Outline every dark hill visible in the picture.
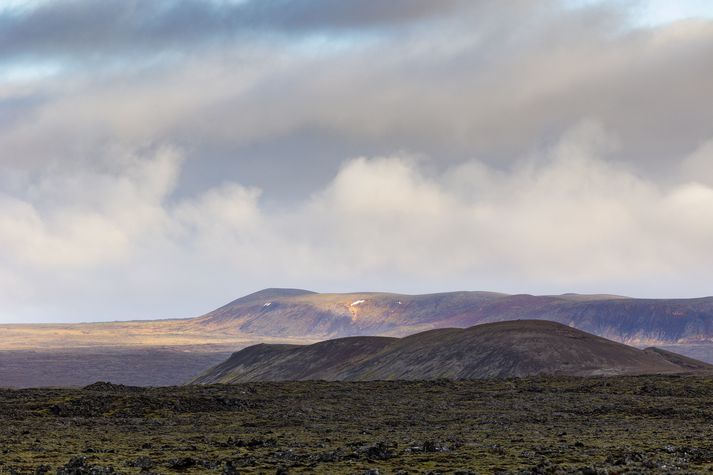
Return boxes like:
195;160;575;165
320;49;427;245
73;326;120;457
190;320;713;383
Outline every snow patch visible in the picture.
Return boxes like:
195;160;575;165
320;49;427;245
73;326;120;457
350;299;365;306
263;302;272;307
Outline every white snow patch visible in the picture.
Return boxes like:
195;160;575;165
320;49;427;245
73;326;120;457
350;299;365;306
263;302;272;307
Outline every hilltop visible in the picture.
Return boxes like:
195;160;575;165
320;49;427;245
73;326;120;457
191;320;713;384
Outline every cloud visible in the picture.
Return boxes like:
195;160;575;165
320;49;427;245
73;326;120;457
0;0;471;62
1;1;713;322
0;146;181;269
2;0;712;189
681;140;713;186
2;121;713;322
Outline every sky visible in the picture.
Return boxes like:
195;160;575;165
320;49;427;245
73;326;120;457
0;0;712;323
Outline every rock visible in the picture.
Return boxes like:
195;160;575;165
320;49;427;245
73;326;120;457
56;457;116;475
127;456;154;471
223;461;239;475
82;382;137;392
422;440;438;452
166;457;197;470
360;442;395;460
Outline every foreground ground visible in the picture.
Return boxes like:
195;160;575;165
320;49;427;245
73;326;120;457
2;376;713;474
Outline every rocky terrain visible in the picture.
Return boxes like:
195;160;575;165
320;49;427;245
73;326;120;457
2;376;713;473
192;320;713;384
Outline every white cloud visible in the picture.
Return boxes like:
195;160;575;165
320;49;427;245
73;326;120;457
1;122;712;322
0;146;181;270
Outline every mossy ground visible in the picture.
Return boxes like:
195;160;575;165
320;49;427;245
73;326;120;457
1;375;713;474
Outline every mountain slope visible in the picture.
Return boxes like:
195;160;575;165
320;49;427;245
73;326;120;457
194;337;397;383
190;289;713;346
191;320;713;383
6;288;713;387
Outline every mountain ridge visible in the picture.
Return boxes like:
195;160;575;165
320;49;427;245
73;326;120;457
190;288;713;346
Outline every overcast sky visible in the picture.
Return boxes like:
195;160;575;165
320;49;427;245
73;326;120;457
1;0;713;323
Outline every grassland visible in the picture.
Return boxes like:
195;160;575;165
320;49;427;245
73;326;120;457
0;321;315;387
2;375;713;473
0;321;315;350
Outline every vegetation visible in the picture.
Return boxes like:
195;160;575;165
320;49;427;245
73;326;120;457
2;375;713;473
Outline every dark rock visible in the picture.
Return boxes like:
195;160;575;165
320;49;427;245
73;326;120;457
223;461;239;475
422;440;438;452
360;442;395;460
82;382;137;392
126;456;154;471
166;457;197;470
56;456;116;475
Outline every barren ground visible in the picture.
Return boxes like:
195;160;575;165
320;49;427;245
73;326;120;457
1;375;713;473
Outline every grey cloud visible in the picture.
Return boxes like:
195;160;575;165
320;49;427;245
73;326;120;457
0;0;471;61
3;1;713;199
0;93;45;128
1;1;713;322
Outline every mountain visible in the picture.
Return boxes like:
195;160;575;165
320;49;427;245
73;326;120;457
6;288;713;387
191;320;713;383
190;288;713;346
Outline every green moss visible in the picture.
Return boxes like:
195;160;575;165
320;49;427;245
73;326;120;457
1;376;713;473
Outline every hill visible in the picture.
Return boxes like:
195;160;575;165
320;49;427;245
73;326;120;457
5;288;713;387
191;320;713;383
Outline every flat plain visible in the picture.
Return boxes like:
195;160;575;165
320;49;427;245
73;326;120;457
0;321;313;387
2;375;713;474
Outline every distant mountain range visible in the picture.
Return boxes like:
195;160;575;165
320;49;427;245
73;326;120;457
191;320;713;383
5;288;713;387
190;288;713;346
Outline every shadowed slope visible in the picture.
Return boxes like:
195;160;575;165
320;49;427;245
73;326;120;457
191;320;713;384
642;347;713;372
192;336;397;383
